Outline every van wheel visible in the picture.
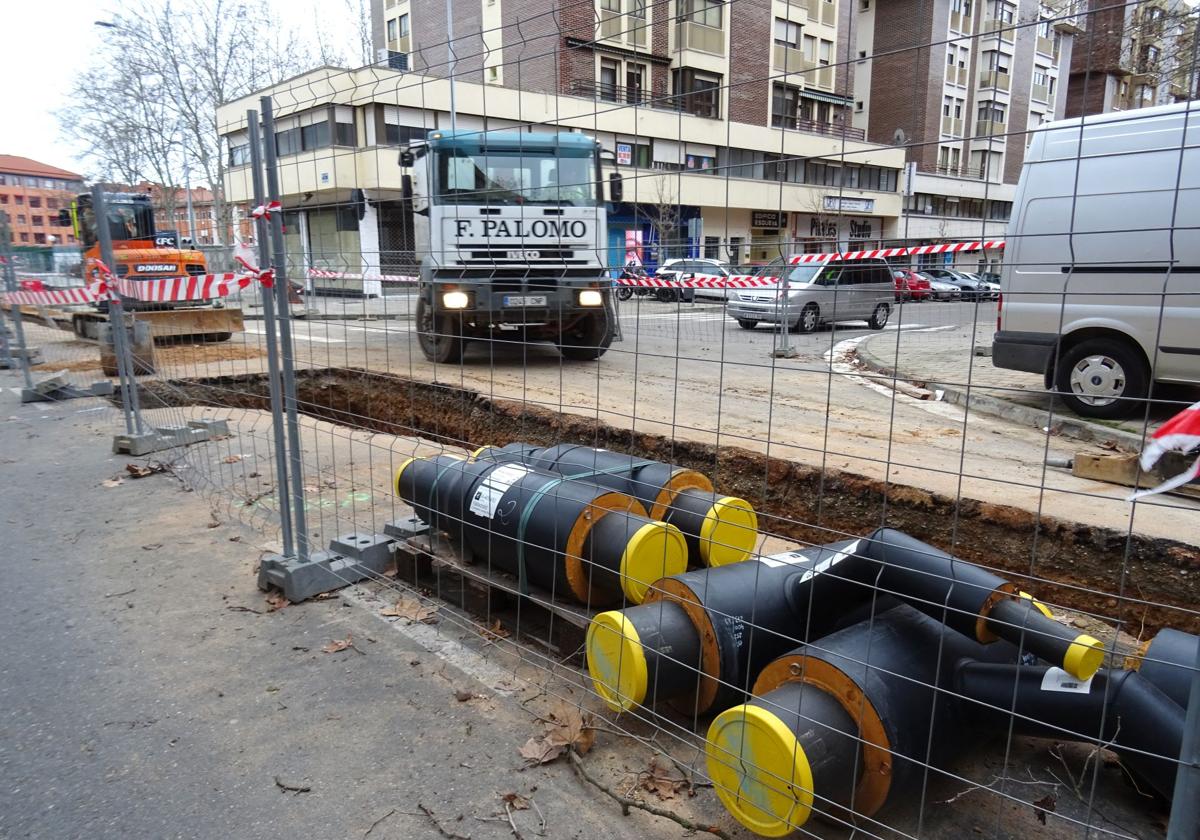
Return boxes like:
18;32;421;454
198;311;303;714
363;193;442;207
1054;338;1148;419
416;296;466;364
795;304;820;333
655;288;678;303
868;303;890;330
736;319;758;330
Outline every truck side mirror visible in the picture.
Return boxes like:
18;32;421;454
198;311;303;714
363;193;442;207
57;209;72;227
399;149;415;167
402;174;413;201
608;173;623;203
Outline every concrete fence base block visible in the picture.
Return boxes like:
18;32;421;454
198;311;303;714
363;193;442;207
0;347;42;367
153;425;210;446
257;536;396;603
188;418;230;436
111;432;178;456
383;515;430;540
21;377;113;404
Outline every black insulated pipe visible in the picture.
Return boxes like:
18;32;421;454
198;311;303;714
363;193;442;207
1131;628;1198;709
863;528;1105;681
954;662;1184;800
706;606;997;834
587;537;883;716
473;443;759;567
395;455;687;606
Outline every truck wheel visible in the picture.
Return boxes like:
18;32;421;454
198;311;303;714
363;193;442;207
416;296;465;364
558;311;612;361
736;319;758;330
1054;338;1148;419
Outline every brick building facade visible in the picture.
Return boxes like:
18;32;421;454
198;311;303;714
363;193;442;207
0;156;84;247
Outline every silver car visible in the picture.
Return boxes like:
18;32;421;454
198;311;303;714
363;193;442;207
727;257;893;332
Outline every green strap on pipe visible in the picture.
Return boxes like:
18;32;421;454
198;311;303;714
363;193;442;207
512;460;656;596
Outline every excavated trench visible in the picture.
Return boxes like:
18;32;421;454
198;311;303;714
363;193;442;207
140;367;1200;634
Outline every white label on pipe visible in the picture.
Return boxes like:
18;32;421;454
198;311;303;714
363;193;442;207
759;540;863;582
1040;666;1093;694
468;464;532;518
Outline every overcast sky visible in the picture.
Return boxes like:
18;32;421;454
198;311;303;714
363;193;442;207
0;0;360;175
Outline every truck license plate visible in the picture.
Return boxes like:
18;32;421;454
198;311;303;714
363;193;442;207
503;295;547;307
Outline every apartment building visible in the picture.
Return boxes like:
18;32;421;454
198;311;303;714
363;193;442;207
0;155;84;248
218;1;909;278
854;0;1081;269
1066;0;1197;116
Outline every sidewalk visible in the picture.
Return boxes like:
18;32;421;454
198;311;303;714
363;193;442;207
854;322;1179;447
240;289;416;321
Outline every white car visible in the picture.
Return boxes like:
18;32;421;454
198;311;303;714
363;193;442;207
657;259;731;301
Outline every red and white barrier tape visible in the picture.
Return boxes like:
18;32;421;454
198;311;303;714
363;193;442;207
251;201;281;220
3;286;109;306
615;273;780;289
788;240;1006;264
307;268;421;284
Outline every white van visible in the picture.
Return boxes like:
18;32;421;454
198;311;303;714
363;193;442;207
993;102;1199;419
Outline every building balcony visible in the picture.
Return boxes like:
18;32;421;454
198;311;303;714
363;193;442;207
676;21;725;56
1036;35;1055;56
563;79;721;119
775;115;866;141
980;17;1015;42
598;11;649;47
978;70;1011;92
949;10;973;33
975;119;1008;138
1031;82;1050;102
941;116;964;136
772;44;816;75
918;162;986;179
386;35;411;54
947;66;969;86
1051;0;1086;34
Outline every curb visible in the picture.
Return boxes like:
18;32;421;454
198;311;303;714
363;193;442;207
854;333;1148;451
242;312;414;322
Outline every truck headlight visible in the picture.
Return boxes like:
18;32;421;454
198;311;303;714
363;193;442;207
579;290;603;307
443;291;470;309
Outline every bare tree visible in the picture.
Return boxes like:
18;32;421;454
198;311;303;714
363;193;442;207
57;0;307;243
647;175;682;266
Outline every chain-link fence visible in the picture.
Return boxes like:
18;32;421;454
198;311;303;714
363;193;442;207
6;0;1199;836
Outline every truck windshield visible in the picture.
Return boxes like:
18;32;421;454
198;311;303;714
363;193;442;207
435;148;597;206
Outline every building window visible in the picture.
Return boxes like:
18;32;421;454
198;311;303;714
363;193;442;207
977;101;1006;122
629;0;646;18
19;232;28;242
387;17;397;41
335;120;356;146
859;0;870;8
0;175;6;185
275;128;301;156
28;197;41;208
15;195;23;205
672;68;721;117
17;214;26;224
0;195;6;204
599;58;620;101
856;100;864;111
31;215;43;226
771;83;800;127
773;18;801;49
600;0;620;10
626;62;646;104
987;0;1014;22
399;13;409;36
682;0;723;28
228;143;250;166
33;232;45;244
47;198;58;209
984;50;1010;74
857;49;867;63
301;120;331;150
818;39;832;66
704;236;720;259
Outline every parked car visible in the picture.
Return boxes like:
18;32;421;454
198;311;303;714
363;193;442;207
653;259;730;303
994;102;1200;418
918;272;962;301
727;257;893;332
892;270;932;302
925;268;990;300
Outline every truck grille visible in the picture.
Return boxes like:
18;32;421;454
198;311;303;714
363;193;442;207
461;248;589;265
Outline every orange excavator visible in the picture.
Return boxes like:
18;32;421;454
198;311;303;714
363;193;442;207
60;191;244;342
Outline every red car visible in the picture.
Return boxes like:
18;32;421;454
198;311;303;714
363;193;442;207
892;270;932;302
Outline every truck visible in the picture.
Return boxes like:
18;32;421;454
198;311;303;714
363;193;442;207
993;103;1199;419
400;131;621;363
59;191;243;342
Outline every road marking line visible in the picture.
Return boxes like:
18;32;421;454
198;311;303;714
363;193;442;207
243;325;345;344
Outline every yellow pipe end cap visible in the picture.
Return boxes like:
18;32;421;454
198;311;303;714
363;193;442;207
585;611;648;713
469;445;492;460
1018;591;1054;619
699;496;759;567
706;704;815;837
394;456;417;496
1064;634;1106;681
620;521;688;604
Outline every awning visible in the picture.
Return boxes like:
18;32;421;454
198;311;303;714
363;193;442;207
799;89;853;106
564;36;672;65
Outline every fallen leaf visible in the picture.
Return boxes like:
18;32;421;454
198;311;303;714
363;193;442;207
544;702;596;755
322;635;355;654
101;478;124;488
380;596;438;623
454;689;474;702
265;591;289;612
223;454;244;464
641;755;687;801
312;592;337;601
480;618;510;640
125;463;153;478
518;737;565;765
500;792;530;811
1033;793;1057;825
141;543;163;551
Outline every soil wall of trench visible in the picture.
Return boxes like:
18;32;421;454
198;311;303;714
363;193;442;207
140;368;1200;634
